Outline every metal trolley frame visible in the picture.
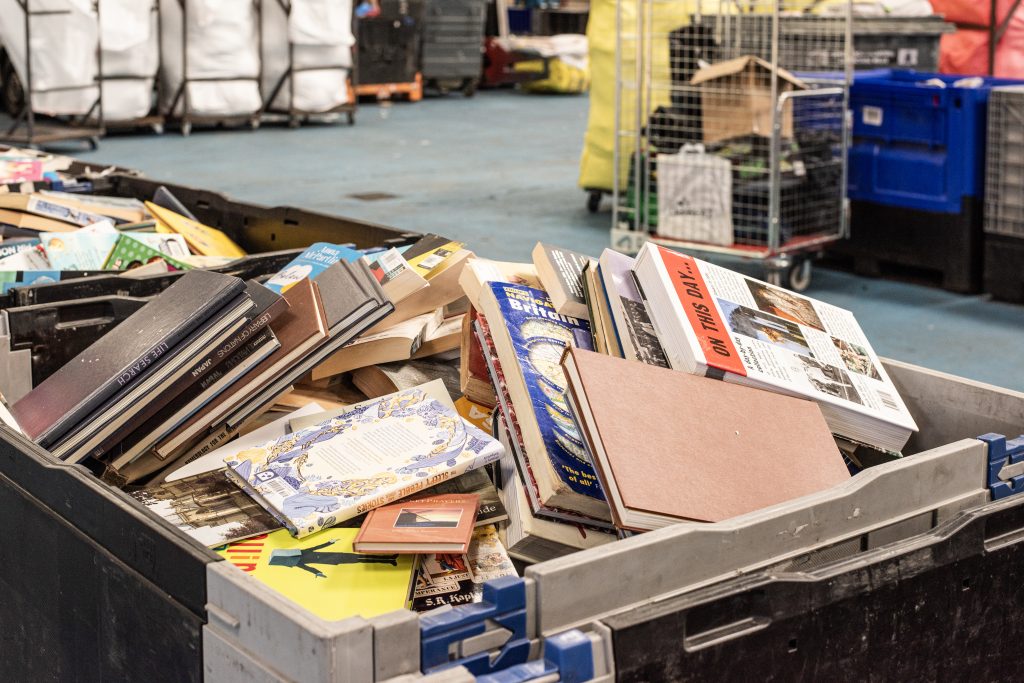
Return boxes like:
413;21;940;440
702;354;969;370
612;0;853;290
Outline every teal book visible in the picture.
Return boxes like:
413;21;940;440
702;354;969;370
264;242;364;294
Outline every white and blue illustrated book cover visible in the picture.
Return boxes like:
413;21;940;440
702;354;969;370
264;242;364;294
223;387;503;537
487;282;608;516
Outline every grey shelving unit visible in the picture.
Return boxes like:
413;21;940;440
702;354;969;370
421;0;487;95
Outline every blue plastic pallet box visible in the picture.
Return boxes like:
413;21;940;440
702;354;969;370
848;70;1024;214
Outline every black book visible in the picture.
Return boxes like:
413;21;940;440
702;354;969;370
170;260;394;465
12;270;246;447
106;327;281;469
82;280;287;459
51;292;255;462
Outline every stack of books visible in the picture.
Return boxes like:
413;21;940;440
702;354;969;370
0;156;926;622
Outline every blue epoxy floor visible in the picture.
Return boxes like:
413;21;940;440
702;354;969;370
78;90;1024;391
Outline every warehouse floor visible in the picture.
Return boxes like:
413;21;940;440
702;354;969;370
81;91;1024;392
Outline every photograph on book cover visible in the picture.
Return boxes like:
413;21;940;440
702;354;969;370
619;297;668;367
717;298;813;356
796;355;863;405
746;279;826;331
394;507;463;528
832;338;883;381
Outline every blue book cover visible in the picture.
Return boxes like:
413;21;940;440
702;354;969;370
264;242;364;294
487;282;607;510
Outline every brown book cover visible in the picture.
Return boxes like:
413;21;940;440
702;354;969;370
562;346;848;530
353;493;480;554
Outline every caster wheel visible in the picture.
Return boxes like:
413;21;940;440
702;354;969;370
181;122;192;137
288;117;301;129
347;111;356;126
88;136;100;150
586;190;602;214
462;78;478;97
787;258;813;292
250;118;261;130
151;123;164;135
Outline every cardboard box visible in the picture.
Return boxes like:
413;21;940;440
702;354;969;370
690;56;806;144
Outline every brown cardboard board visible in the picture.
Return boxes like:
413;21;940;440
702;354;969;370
691;55;807;143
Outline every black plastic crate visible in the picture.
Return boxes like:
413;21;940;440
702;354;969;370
827;198;984;294
357;0;426;88
0;175;417;683
984;234;1024;303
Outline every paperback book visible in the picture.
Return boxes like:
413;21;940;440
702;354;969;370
263;242;363;294
410;524;517;612
477;281;609;521
223;386;504;537
216;528;416;621
632;244;918;452
129;468;280;547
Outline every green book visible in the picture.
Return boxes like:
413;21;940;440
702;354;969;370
103;234;193;271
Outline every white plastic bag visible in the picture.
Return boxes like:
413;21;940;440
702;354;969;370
656;145;734;246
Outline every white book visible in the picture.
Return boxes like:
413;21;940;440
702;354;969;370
224;386;503;537
598;248;669;368
632;243;918;452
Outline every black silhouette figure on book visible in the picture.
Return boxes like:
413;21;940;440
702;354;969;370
269;539;398;578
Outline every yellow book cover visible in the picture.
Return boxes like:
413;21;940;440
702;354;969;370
215;528;416;621
406;240;464;279
145;202;247;258
455;396;492;432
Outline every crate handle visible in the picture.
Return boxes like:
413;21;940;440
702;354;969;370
420;576;531;676
475;629;596;683
978;434;1024;500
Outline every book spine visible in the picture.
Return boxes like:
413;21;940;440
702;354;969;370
88;312;276;458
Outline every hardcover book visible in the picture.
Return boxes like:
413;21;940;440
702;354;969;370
478;281;610;521
11;269;246;447
223;386;503;537
215;528;416;621
598;248;668;368
531;243;590;319
562;346;850;530
150;278;329;463
632;243;919;451
130;468;280;547
476;318;615;531
353;493;479;553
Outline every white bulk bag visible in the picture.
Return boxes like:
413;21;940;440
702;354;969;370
0;0;100;116
160;0;262;117
261;0;353;114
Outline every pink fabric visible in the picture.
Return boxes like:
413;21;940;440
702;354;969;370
929;0;1024;76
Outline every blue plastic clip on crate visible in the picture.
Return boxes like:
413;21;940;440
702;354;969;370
420;576;531;676
475;629;596;683
847;70;1024;214
978;433;1024;500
